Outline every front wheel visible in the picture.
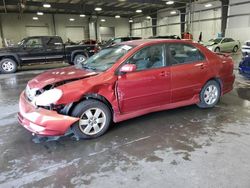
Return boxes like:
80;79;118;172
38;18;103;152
0;58;17;74
214;47;220;53
73;54;87;65
71;99;112;139
197;80;221;108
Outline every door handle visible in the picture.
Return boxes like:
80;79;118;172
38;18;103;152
199;64;206;69
159;71;170;77
196;63;207;69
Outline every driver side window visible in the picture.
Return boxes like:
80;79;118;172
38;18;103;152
127;45;164;71
25;38;43;48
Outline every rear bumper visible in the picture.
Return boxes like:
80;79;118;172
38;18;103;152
222;74;235;95
18;92;79;136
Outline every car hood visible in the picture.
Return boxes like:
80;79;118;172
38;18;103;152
28;66;99;89
204;41;217;47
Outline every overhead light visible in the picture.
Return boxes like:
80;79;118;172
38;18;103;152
32;17;38;20
43;3;51;8
37;12;44;16
80;14;86;17
129;19;133;23
136;9;142;13
100;19;106;22
115;15;120;18
146;16;151;19
166;1;174;5
69;18;75;21
205;3;212;7
95;7;102;11
170;10;177;14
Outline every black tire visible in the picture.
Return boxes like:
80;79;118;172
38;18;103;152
197;80;221;108
233;46;238;53
71;99;112;139
0;58;17;74
214;47;220;53
73;54;87;65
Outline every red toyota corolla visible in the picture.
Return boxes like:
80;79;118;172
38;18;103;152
18;39;235;139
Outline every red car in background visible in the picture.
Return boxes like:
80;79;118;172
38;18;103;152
18;39;235;139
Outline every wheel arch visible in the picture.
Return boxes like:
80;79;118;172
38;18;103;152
205;77;223;94
66;93;114;118
0;55;20;66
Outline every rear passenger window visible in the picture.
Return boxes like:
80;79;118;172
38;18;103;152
47;37;63;46
169;44;205;65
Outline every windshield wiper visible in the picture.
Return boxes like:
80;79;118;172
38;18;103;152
82;65;96;71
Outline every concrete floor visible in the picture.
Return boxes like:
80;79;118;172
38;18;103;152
1;57;250;188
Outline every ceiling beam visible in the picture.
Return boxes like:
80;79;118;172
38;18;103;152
0;0;191;17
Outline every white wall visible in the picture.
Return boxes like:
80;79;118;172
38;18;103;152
191;1;221;41
97;16;130;40
131;0;222;41
131;18;152;38
226;0;250;43
157;10;180;36
54;14;89;42
0;13;129;45
1;14;54;44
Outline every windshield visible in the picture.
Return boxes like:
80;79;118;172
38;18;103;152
81;44;134;71
209;38;222;44
17;38;26;46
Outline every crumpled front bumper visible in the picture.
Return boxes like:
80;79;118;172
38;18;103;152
18;91;79;136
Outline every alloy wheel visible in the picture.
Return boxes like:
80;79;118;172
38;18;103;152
2;60;14;72
79;108;106;136
204;85;219;105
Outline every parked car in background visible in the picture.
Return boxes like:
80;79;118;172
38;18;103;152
242;40;250;55
0;36;98;74
18;39;235;139
204;37;240;53
101;36;142;49
149;35;181;39
239;54;250;78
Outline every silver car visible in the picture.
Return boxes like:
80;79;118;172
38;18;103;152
204;38;240;53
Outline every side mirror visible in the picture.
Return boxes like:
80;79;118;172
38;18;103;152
120;64;137;73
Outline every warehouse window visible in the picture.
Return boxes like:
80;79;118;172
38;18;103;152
169;44;205;65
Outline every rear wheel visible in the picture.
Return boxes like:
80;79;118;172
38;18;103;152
73;54;87;65
197;80;221;108
0;58;17;74
233;46;238;53
71;99;112;139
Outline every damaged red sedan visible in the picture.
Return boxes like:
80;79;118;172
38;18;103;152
18;40;235;139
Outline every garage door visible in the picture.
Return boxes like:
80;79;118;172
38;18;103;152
66;26;85;43
25;26;49;37
100;27;115;41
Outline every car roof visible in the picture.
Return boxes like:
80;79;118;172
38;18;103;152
121;39;193;46
26;36;60;38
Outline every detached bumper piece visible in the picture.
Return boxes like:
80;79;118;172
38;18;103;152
18;92;79;136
